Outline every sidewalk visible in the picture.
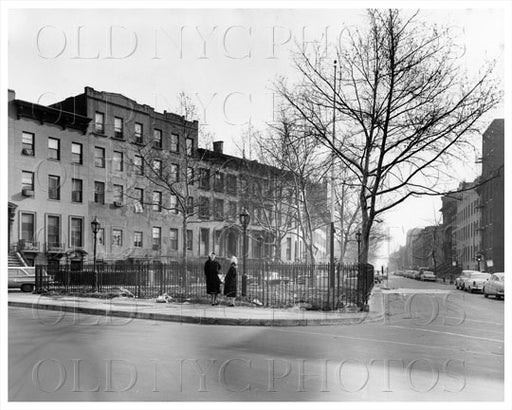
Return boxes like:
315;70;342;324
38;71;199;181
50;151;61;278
8;291;384;327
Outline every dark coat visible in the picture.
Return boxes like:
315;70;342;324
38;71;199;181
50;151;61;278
204;258;221;294
224;264;237;297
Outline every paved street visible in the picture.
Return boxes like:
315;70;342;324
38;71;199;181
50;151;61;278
8;275;503;401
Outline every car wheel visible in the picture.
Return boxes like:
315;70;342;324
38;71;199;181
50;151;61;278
20;284;34;293
484;289;489;298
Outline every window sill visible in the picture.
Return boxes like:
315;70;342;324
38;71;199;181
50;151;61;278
93;132;108;138
111;135;125;141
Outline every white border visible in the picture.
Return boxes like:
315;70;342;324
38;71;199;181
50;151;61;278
1;1;511;410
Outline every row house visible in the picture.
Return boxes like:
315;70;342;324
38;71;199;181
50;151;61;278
8;87;328;267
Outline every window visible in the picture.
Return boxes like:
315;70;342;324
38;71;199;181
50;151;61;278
134;188;144;211
113;184;123;203
170;194;178;214
114;117;123;139
21;213;35;242
200;228;209;256
134;122;143;144
153;191;162;212
70;217;83;247
48;175;60;200
214;199;224;220
170;164;179;182
152;227;161;250
199;168;210;189
170;133;179;152
113;151;124;172
22;132;35;155
199;197;210;219
94;147;105;168
170;228;179;251
47;215;60;248
48;138;60;160
95;112;105;133
94;181;105;204
213;172;224;192
134;155;144;175
153;129;162;148
227;201;237;221
226;175;237;195
187;167;194;184
71;178;83;202
186;197;194;215
186;230;193;251
286;238;292;261
21;171;34;191
112;229;123;247
153;159;162;177
71;143;83;164
134;231;143;248
186;138;194;156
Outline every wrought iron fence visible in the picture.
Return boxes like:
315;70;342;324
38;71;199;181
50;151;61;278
35;260;374;310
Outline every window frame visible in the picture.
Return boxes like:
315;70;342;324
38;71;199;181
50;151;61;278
170;228;179;251
94;181;105;204
22;132;35;156
170;133;179;153
134;231;143;248
113;151;124;172
71;142;83;165
71;178;83;203
48;137;60;161
94;146;106;168
69;216;84;248
95;112;105;134
48;175;61;200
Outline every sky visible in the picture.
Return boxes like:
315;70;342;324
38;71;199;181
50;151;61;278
6;5;506;265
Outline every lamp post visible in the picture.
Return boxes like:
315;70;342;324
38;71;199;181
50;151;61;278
239;208;250;297
355;231;362;265
91;216;100;291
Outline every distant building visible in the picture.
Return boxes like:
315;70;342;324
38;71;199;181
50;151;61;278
476;119;504;273
453;180;481;270
438;195;458;277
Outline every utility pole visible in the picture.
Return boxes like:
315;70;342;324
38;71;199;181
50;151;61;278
329;60;337;306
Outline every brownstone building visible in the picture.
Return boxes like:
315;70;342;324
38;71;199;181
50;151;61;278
8;87;328;266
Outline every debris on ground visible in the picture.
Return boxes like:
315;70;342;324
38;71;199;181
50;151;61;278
156;293;173;303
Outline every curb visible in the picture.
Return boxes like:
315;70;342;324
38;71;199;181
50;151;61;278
8;300;385;327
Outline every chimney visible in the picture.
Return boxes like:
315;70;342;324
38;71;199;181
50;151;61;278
213;141;224;154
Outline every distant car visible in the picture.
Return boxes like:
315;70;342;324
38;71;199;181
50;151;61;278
463;272;491;293
483;272;504;300
8;266;51;292
411;270;421;280
264;271;290;285
455;270;481;290
419;270;437;281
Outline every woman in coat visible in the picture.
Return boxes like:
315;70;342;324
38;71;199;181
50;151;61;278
204;251;221;305
224;256;238;306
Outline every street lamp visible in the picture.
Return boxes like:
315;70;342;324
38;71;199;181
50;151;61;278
239;208;250;297
91;216;101;291
355;231;362;265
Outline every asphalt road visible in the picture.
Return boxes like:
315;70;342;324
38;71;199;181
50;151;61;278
8;275;504;401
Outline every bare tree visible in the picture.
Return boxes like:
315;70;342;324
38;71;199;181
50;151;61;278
276;9;501;264
257;109;330;263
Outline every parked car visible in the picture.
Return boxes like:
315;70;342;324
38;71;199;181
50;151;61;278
411;270;421;280
483;272;504;300
264;271;290;285
463;272;491;293
419;270;437;281
455;270;481;290
8;266;50;292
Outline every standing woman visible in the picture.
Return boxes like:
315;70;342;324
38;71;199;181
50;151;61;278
224;256;238;306
204;251;221;305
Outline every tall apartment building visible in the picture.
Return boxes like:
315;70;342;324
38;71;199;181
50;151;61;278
476;119;504;273
453;180;481;270
8;87;328;266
